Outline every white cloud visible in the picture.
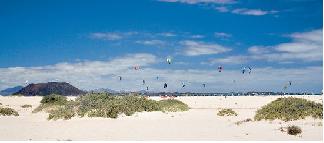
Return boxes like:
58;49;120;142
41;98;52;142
232;8;277;16
289;29;322;43
0;60;321;93
201;29;322;67
135;40;166;46
89;31;172;41
248;46;271;54
0;53;157;90
158;0;236;4
158;32;177;37
204;55;249;65
215;6;229;12
214;32;232;38
90;32;123;40
248;29;323;62
159;0;277;17
190;34;205;39
180;40;231;56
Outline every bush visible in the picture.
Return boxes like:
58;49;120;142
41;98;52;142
0;107;19;116
287;125;302;135
48;101;76;120
76;93;116;117
217;108;238;116
40;94;67;105
254;97;323;121
87;101;122;118
76;94;161;118
21;104;32;108
34;93;189;120
33;94;68;113
158;99;189;112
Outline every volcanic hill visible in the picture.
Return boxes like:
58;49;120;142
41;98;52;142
14;82;86;96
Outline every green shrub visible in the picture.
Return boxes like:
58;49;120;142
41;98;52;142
158;99;189;112
76;93;115;117
48;101;76;120
87;101;122;118
76;94;161;118
33;94;68;113
21;104;32;108
34;93;189;120
121;95;161;113
254;97;323;121
40;94;67;105
217;108;238;116
287;125;302;135
0;107;19;116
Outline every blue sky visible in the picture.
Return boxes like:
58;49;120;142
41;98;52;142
0;0;322;93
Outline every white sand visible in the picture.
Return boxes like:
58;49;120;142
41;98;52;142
0;95;322;141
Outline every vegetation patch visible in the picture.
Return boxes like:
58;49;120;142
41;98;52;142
279;125;302;136
0;107;19;116
21;104;32;108
217;108;238;116
40;94;68;104
76;94;161;118
287;125;302;135
158;99;189;112
254;97;323;121
34;93;189;120
235;118;252;125
33;94;68;113
48;101;77;120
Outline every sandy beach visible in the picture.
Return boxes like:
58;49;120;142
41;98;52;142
0;95;322;141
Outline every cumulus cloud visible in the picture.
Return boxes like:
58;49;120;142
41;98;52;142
89;31;175;41
215;6;229;12
135;40;166;46
180;40;231;56
159;0;277;16
90;32;123;40
158;32;177;37
158;0;236;4
249;29;323;62
0;58;321;93
204;55;249;65
190;34;205;39
248;46;271;54
211;29;322;64
0;53;157;91
290;29;322;43
232;8;277;16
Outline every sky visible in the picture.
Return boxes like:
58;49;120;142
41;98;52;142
0;0;322;93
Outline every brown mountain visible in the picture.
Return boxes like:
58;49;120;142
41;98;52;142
14;82;86;96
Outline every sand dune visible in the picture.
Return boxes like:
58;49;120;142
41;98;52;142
0;95;322;141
